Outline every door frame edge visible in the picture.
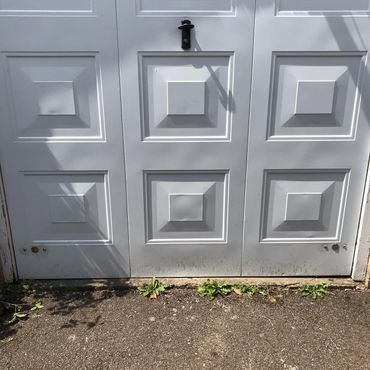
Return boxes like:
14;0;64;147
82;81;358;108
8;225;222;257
352;155;370;281
0;164;17;283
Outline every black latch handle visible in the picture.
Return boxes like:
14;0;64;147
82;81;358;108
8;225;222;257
178;20;194;50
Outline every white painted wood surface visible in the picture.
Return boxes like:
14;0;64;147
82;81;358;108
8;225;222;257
0;1;369;279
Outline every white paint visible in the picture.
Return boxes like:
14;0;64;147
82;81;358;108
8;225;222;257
118;0;254;276
243;0;370;276
140;54;232;141
295;80;335;115
0;1;129;279
276;0;370;15
169;193;204;222
0;0;93;15
7;55;103;142
137;0;234;16
36;81;76;116
167;81;205;116
0;0;370;279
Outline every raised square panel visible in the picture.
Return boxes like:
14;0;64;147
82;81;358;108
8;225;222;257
0;0;94;15
145;172;227;242
169;193;204;222
276;0;370;15
285;193;322;222
36;81;76;116
268;54;364;140
262;172;347;241
49;195;86;223
22;173;110;243
137;0;234;16
167;81;205;116
6;55;103;141
140;54;232;141
295;81;335;115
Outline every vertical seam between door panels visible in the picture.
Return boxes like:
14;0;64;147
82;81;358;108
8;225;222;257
114;0;132;276
240;0;258;276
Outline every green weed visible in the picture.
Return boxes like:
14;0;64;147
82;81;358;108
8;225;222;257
299;283;329;299
233;284;268;298
137;278;169;299
197;280;233;300
0;281;43;325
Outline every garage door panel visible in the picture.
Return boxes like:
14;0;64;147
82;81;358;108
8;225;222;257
145;172;228;243
6;54;104;142
16;244;129;280
1;0;370;279
244;0;370;275
136;0;234;15
140;53;233;141
261;171;348;242
119;0;254;276
276;0;370;16
268;53;365;141
0;0;129;278
0;0;94;15
21;172;111;244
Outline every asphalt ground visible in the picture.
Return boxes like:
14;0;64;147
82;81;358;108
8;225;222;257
0;286;369;370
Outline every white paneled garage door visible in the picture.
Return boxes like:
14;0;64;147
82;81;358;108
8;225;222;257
0;0;369;278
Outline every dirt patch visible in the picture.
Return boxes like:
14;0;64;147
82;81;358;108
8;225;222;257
0;286;369;370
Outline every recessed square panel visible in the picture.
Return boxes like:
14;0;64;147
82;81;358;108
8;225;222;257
262;172;347;241
169;193;204;222
285;193;322;222
22;173;110;243
268;54;364;139
137;0;234;16
6;55;103;141
140;54;232;141
276;0;370;15
49;195;86;224
0;0;94;15
145;172;227;242
295;80;335;115
36;81;76;116
167;81;205;116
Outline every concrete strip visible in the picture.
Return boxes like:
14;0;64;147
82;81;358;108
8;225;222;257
30;277;362;291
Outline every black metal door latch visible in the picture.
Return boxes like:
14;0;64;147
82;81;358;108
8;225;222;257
178;20;194;50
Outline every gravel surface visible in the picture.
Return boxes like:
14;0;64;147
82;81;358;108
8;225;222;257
0;286;369;370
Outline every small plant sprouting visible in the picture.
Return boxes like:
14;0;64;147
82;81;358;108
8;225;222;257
233;284;268;298
299;283;329;299
137;278;169;299
197;280;233;300
7;310;28;325
0;301;28;325
20;280;33;293
0;337;14;346
1;281;43;325
30;301;44;311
